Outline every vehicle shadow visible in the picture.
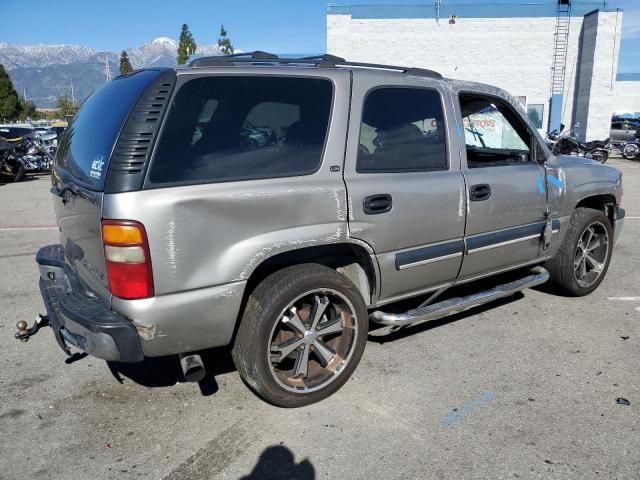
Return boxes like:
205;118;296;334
105;292;525;394
106;346;236;396
367;292;523;343
239;445;315;480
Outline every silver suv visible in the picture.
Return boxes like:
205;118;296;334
26;53;624;407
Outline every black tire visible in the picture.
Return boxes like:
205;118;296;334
232;264;368;407
13;165;25;182
589;150;608;164
545;208;613;296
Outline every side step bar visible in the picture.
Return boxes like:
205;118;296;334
370;266;549;327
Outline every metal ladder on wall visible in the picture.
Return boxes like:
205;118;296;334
550;1;572;97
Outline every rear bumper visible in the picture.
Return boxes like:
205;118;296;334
36;245;144;363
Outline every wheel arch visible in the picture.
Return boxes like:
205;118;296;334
575;193;617;226
244;242;379;308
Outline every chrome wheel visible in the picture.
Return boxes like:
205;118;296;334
268;289;358;394
623;143;639;159
574;221;609;288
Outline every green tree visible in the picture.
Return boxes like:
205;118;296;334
177;23;197;65
119;51;133;74
56;96;78;117
0;64;20;121
18;99;37;120
217;24;234;55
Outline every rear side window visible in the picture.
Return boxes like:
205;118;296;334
356;87;447;173
55;69;162;190
148;76;333;186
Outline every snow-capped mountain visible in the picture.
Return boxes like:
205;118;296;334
0;42;96;69
1;38;229;107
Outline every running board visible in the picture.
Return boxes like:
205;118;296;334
370;266;549;327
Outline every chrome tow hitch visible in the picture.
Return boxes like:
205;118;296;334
15;314;50;342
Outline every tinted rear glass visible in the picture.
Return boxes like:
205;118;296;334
147;76;333;186
55;69;163;190
357;87;447;173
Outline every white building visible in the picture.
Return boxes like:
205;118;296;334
327;2;640;141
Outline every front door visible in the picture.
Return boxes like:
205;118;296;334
344;73;466;304
456;91;548;280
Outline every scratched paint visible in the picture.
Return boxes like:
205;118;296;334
439;390;497;427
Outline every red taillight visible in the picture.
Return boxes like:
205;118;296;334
102;220;154;299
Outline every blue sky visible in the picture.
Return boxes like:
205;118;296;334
0;0;638;72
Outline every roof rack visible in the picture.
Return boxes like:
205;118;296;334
188;51;442;79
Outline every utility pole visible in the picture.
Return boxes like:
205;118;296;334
70;76;76;108
23;88;27;102
104;54;112;82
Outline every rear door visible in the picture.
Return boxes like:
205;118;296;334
52;69;171;300
456;91;548;280
344;72;465;305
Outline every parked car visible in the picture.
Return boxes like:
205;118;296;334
22;54;624;407
610;117;640;146
0;124;35;142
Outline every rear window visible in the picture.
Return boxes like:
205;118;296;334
55;69;163;190
147;76;333;186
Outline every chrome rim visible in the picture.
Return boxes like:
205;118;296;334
267;288;357;394
574;221;609;288
624;144;639;158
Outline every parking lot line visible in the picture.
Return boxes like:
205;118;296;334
0;225;58;231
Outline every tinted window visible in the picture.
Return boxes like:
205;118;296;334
55;69;162;190
148;76;333;185
356;87;447;173
460;93;531;168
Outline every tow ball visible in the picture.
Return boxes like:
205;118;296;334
15;314;50;342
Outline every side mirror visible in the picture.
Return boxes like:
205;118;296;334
510;151;530;164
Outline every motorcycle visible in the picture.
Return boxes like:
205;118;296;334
0;138;26;182
621;130;640;160
8;134;54;175
546;126;610;164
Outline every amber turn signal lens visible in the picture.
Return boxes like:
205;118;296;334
102;224;144;245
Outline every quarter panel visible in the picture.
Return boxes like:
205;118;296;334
103;177;349;294
112;281;246;356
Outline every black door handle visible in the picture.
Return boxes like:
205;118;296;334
363;194;392;215
470;184;491;201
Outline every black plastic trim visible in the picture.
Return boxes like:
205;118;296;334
395;239;464;270
466;222;545;252
36;245;144;362
104;69;176;193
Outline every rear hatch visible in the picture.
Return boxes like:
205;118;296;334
51;69;175;300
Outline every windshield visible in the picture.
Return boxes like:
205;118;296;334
54;69;165;190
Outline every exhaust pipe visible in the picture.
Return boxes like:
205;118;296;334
178;353;206;382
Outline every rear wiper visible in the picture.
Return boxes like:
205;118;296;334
50;183;96;205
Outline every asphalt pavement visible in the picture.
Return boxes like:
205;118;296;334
0;157;638;480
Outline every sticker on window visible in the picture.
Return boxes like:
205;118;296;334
89;156;105;179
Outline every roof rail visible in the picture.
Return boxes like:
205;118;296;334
188;52;442;79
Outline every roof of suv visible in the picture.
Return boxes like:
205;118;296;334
185;51;444;80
